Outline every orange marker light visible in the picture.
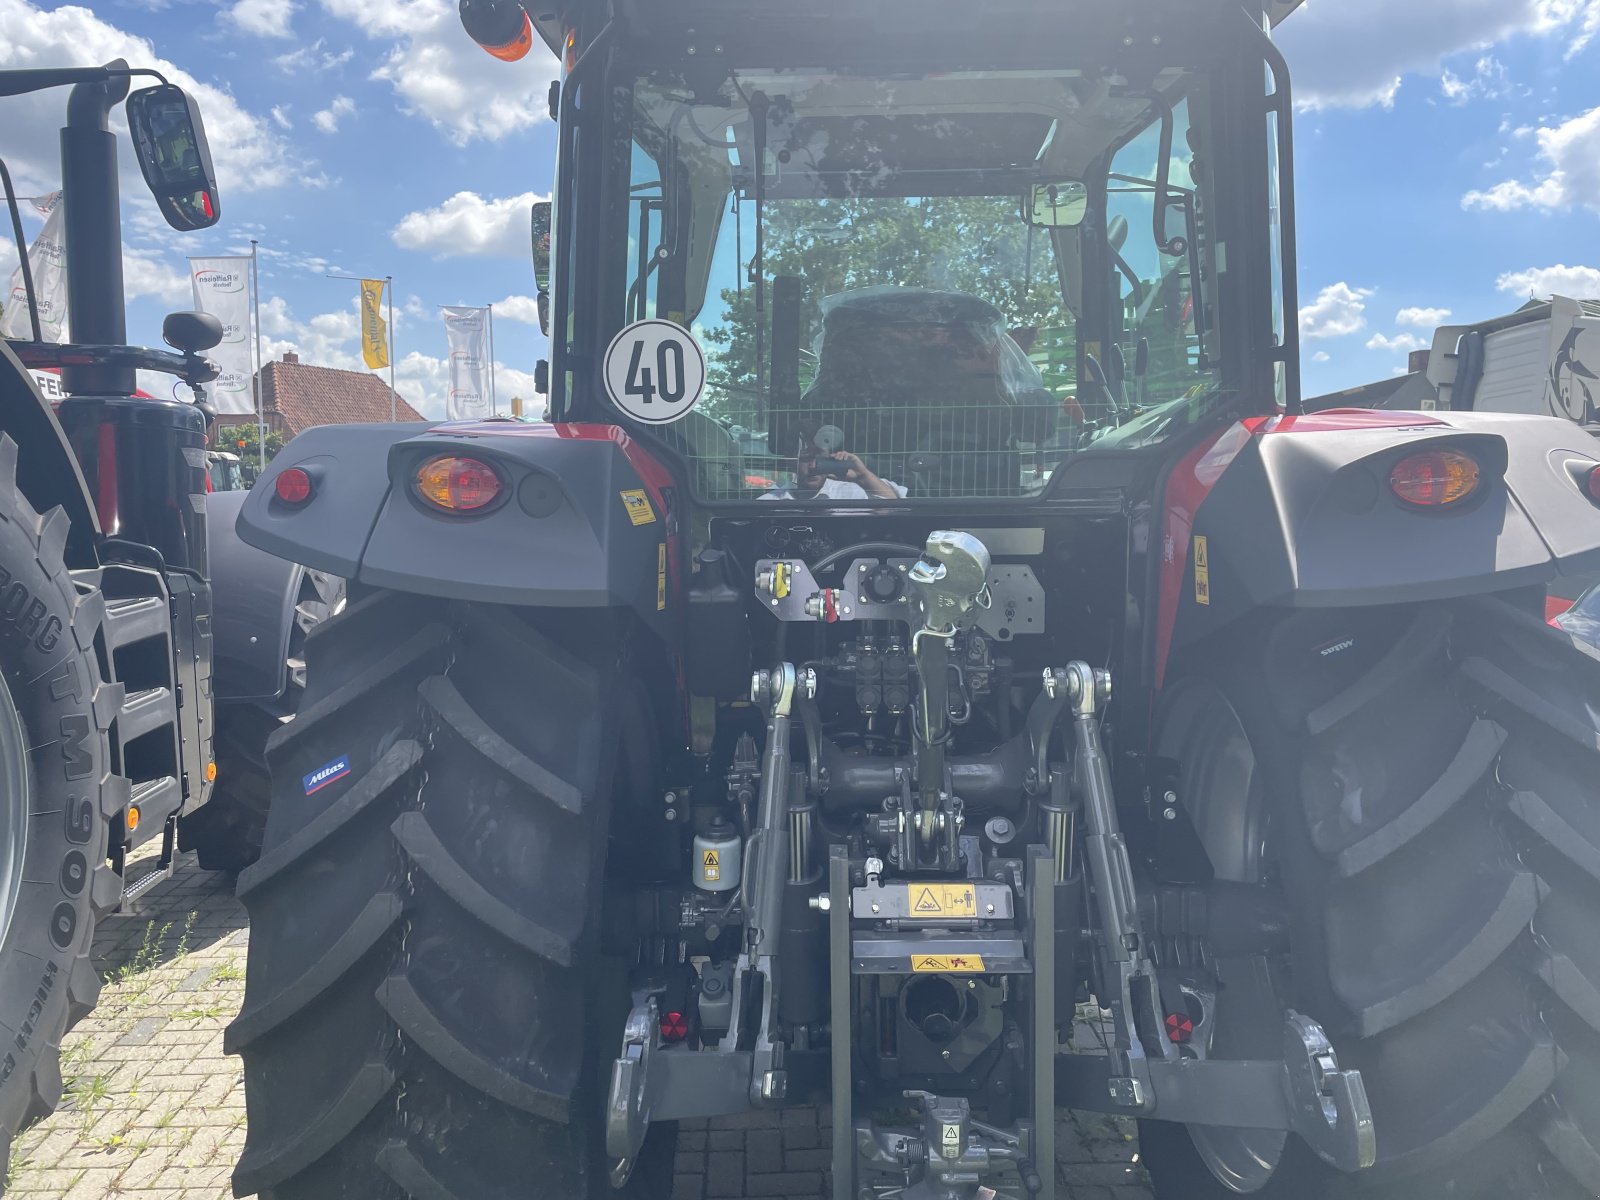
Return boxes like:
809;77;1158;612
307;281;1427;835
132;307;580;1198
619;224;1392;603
1389;449;1481;508
206;761;218;782
416;456;502;512
128;806;141;832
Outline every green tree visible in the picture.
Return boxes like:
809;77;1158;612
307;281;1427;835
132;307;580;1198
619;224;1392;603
699;195;1075;424
223;423;287;464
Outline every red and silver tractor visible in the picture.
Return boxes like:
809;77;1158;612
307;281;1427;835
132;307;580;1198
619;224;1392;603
229;2;1600;1197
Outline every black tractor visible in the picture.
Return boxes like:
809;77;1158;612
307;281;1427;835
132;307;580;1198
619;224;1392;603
229;2;1600;1198
0;62;328;1167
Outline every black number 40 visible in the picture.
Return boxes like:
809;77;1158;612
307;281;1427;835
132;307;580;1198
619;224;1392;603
625;338;686;405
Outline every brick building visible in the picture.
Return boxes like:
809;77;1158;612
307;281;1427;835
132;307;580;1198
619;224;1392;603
215;351;425;437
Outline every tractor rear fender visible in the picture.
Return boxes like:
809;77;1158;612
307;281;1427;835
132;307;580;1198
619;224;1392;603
235;421;677;630
1167;409;1600;653
0;341;99;566
209;487;308;704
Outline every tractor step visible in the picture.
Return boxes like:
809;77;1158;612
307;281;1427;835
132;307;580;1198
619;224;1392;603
102;595;170;650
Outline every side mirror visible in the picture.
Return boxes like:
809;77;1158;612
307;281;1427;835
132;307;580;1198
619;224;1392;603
1024;181;1088;228
126;84;220;231
531;200;552;334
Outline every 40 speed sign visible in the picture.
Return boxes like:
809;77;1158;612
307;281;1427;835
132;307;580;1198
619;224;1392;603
603;319;707;424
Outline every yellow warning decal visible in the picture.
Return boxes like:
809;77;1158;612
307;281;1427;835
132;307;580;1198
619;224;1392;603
620;489;656;526
911;954;986;974
656;543;667;611
905;884;978;918
702;849;720;883
1193;535;1211;606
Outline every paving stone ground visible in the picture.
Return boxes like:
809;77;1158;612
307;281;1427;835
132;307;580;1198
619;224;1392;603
6;849;1154;1199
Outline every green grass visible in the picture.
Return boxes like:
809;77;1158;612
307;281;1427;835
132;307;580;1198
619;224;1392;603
173;1003;229;1021
107;921;170;985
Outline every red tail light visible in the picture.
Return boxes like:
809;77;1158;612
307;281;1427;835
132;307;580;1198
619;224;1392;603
1389;449;1481;508
275;467;313;505
416;455;502;512
1585;465;1600;503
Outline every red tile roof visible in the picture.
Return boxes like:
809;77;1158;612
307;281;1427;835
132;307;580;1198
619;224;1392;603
218;355;424;435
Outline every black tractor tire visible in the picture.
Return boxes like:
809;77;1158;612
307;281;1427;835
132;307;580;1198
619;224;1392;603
182;704;277;874
1142;595;1600;1200
228;590;675;1199
184;570;344;875
0;436;120;1178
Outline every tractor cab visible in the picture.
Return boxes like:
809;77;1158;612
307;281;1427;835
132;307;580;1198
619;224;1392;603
531;0;1299;505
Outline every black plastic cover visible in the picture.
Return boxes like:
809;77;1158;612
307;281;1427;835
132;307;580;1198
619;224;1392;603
1173;411;1600;650
237;421;674;621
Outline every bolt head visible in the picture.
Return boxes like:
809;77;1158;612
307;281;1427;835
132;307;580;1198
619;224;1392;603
1163;790;1178;805
871;903;880;914
664;809;677;822
986;903;995;914
1162;807;1177;821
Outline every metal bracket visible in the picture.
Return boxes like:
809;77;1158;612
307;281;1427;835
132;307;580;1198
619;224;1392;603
1057;1010;1375;1174
1282;1011;1376;1173
605;998;659;1171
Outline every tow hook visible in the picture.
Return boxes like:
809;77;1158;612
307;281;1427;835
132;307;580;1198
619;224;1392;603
1283;1011;1376;1173
606;998;659;1178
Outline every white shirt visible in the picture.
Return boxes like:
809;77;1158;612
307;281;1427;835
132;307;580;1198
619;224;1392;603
761;477;908;501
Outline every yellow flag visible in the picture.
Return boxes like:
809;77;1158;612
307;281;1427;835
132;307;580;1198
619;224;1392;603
360;279;388;369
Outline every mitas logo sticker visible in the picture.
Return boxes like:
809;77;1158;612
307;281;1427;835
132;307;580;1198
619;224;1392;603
303;756;351;795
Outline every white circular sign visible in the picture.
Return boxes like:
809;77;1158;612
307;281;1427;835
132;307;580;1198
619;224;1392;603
603;319;706;425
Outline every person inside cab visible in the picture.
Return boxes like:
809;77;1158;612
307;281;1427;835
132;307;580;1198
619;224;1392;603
762;425;905;500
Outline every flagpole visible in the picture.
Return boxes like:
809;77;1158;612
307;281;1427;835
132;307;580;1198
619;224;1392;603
250;240;265;472
386;275;396;421
486;303;497;417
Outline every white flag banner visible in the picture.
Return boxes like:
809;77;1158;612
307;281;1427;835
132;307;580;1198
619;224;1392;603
1;192;69;343
443;306;490;420
189;256;255;415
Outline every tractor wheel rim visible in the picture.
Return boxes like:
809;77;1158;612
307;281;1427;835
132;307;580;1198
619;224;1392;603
0;671;31;953
1156;682;1288;1193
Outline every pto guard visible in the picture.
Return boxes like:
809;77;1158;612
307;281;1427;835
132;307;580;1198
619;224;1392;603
236;421;674;623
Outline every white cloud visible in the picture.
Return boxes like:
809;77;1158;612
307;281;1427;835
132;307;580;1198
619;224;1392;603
1440;55;1509;104
122;247;189;304
1300;283;1374;339
311;95;356;134
1463;106;1600;212
270;104;293;130
0;0;299;196
1496;263;1600;298
1311;350;1331;363
316;0;559;143
1278;0;1595;111
494;294;542;324
1396;306;1452;327
273;38;353;71
226;0;294;38
392;191;542;258
1367;332;1426;353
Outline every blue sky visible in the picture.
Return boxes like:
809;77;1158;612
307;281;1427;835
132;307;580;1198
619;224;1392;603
2;0;1599;415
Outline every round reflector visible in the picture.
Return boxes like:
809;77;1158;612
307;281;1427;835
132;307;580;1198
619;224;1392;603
1389;449;1481;508
416;456;502;512
275;467;313;505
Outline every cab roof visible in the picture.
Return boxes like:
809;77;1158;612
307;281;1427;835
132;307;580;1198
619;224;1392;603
536;1;1309;56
